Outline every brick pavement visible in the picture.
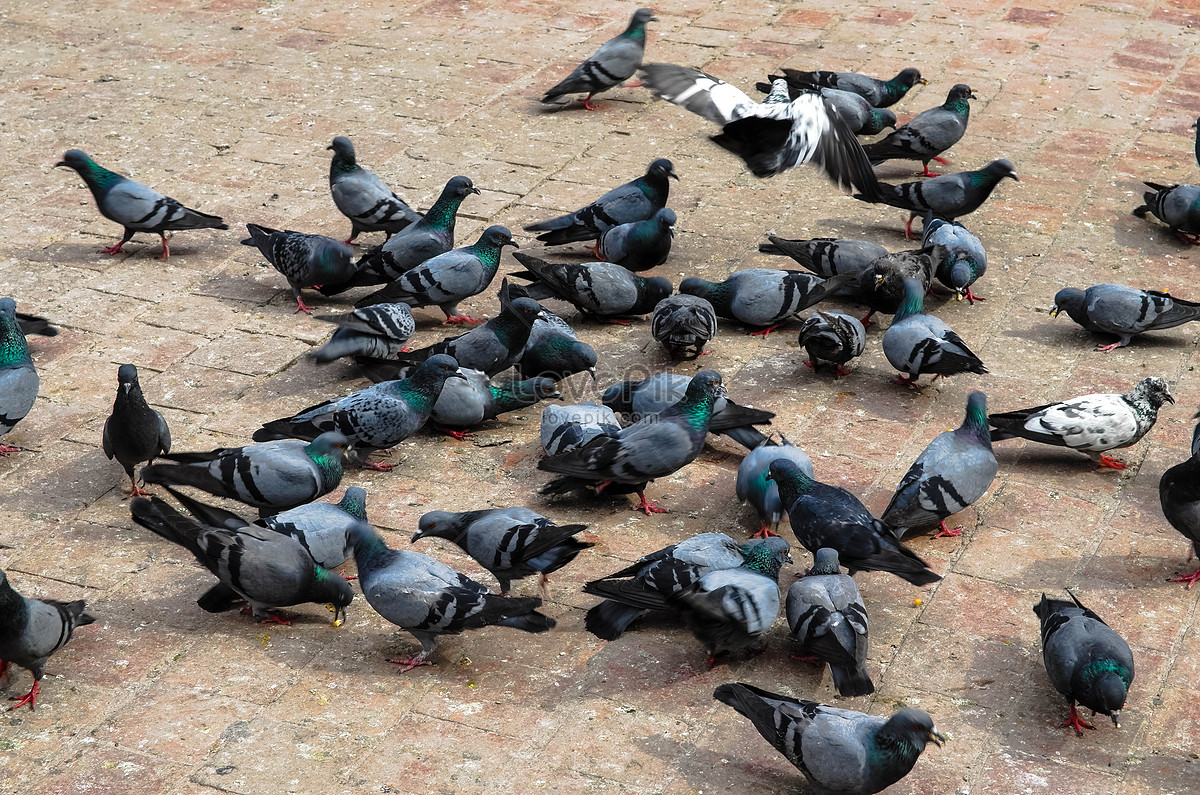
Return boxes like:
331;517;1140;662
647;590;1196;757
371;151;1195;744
1;0;1199;792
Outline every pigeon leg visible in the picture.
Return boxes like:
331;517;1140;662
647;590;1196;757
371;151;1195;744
834;365;854;378
705;649;729;669
690;347;713;358
750;523;779;539
8;680;39;711
932;521;963;539
1061;702;1096;736
341;574;358;582
156;233;172;260
127;474;152;498
1169;566;1200;588
931;156;951;165
582;94;599;111
634;491;668;515
435;425;472;440
860;310;876;327
964;286;985;304
294;295;315;314
0;443;26;455
443;314;483;325
539;573;550;599
241;606;292;626
361;459;396;472
101;228;135;255
1095;340;1125;353
1097;454;1128;470
605;317;632;326
749;324;780;338
388;654;434;673
592;479;613;495
904;216;916;240
891;374;921;388
1174;229;1200;245
920;164;941;178
789;651;823;664
803;360;818;371
623;79;644;88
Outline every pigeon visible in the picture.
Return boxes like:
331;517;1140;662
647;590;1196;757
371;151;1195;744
0;568;94;711
596;208;676;271
1034;591;1134;736
347;521;555;671
651;294;718;358
679;269;848;336
672;535;793;666
797;310;866;377
241;224;356;314
541;8;656;110
1050;283;1200;352
413;507;593;594
922;213;986;303
15;312;58;337
540;403;622;456
883;277;987;385
639;64;880;186
601;372;774;451
768;458;941;586
510;252;672;319
353;226;520;323
312;303;417;364
787;548;873;697
713;683;944;794
759;236;888;297
500;279;599;382
130;496;353;625
252;355;465;467
1133;181;1200;244
863;84;976;176
141;431;349;516
321;176;480;293
882;391;997;539
1158;411;1200;588
426;368;561;438
101;364;171;497
858;249;936;325
766;66;927;108
55;149;228;259
855;158;1019;238
988;376;1174;470
0;298;39;455
327;135;420;243
737;435;814;538
540;370;726;514
756;77;898;136
524;159;677;245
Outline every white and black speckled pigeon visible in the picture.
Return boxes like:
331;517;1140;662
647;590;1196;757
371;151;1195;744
882;391;996;539
756;77;898;136
102;364;171;497
142;431;349;516
130;496;353;625
769;458;941;586
348;521;555;671
1159;412;1200;588
313;303;416;364
1051;283;1200;352
16;312;58;338
0;568;94;711
241;224;356;314
327;136;420;243
511;252;672;319
760;236;888;297
883;277;986;385
0;298;39;456
768;66;927;108
540;403;622;457
525;159;677;245
798;311;866;378
1035;591;1134;736
541;8;656;110
855;159;1019;238
714;683;944;794
413;507;593;594
354;226;519;323
680;268;848;336
737;435;814;538
597;208;676;271
651;294;718;359
787;548;873;697
426;368;561;438
56;149;228;259
988;376;1173;470
922;213;986;303
863;84;976;176
1133;181;1200;244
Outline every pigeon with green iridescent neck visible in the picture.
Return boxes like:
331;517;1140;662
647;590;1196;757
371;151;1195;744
1050;283;1200;351
499;279;598;382
541;8;656;110
798;310;866;377
863;84;976;177
313;303;416;364
130;496;353;626
767;66;926;108
327;136;420;244
425;368;561;438
737;435;813;538
511;252;672;319
855;159;1018;238
597;208;675;272
16;312;58;338
754;78;898;136
354;226;519;323
714;683;944;794
102;364;171;497
1158;411;1200;588
55;149;228;259
0;298;39;456
1035;591;1134;737
882;277;986;385
760;236;888;298
524;159;677;245
787;548;873;697
241;223;356;314
652;294;718;359
922;213;986;303
680;268;848;336
882;392;996;539
1133;181;1200;244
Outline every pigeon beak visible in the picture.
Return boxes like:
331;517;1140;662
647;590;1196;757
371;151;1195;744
587;367;597;382
919;78;929;85
668;168;680;181
668;225;676;238
928;729;947;747
410;530;425;543
331;604;346;627
122;382;133;393
1109;711;1121;729
507;240;520;249
470;186;482;195
1050;305;1061;318
54;160;69;168
764;472;774;482
449;370;468;381
1165;392;1176;404
326;144;334;151
1007;173;1020;182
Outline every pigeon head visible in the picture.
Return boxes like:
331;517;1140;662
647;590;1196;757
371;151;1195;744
809;547;842;575
1082;663;1129;724
893;277;927;323
947;258;975;293
881;708;945;752
55;149;93;171
1129;376;1174;409
505;297;549;326
0;298;32;366
337;486;368;521
478;225;519;250
985;159;1019;182
1050;287;1085;321
739;535;792;580
346;521;389;563
960;391;991;441
628;8;658;29
116;363;141;395
647;158;679;181
444;176;481;200
642;276;674;303
0;297;17;319
686;369;726;400
412;510;463;544
327;136;355;157
766;458;815;499
764;78;792;105
523;334;597;381
867;108;898;134
416;354;467;383
522;376;563;401
306;432;351;463
656;208;677;236
313;565;354;626
948;84;976;102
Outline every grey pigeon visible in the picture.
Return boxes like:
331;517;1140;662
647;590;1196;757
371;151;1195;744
0;298;39;455
1035;591;1134;736
541;8;655;110
511;252;672;319
651;294;718;358
102;364;171;497
863;84;976;176
0;568;94;711
500;279;599;382
426;368;561;438
56;149;228;259
797;310;866;377
16;312;58;338
922;213;987;303
855;158;1019;238
327;135;420;243
141;431;349;516
787;548;873;697
524;159;677;245
540;403;622;456
680;268;848;336
767;66;927;108
759;236;888;297
755;78;898;136
240;223;356;314
639;64;880;186
1158;411;1200;588
313;303;417;364
252;355;465;468
354;225;519;323
1133;181;1200;244
597;208;676;271
130;496;353;625
347;521;555;671
413;507;593;593
988;376;1173;470
714;683;944;794
1051;283;1200;352
769;458;941;586
736;435;814;538
882;391;996;539
859;249;935;325
883;277;987;385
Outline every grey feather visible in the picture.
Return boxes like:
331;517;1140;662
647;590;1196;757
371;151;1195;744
541;9;655;106
797;310;866;376
680;268;848;330
102;364;171;491
760;236;888;297
863;85;975;172
923;214;987;302
1051;283;1200;350
651;294;718;358
327;136;420;242
511;252;672;318
427;368;560;430
882;278;986;383
598;208;676;272
736;436;814;534
241;223;356;312
313;303;416;364
787;548;873;697
0;298;39;450
540;403;622;456
524;159;676;245
1133;181;1200;242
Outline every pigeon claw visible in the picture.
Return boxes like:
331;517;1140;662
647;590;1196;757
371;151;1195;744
634;492;668;515
99;243;127;256
1062;703;1096;736
1095;341;1124;353
443;314;482;325
259;612;292;626
932;521;963;539
789;651;823;665
582;95;599;111
0;443;26;456
892;375;921;388
361;460;396;472
294;297;315;314
438;427;472;440
750;523;779;539
749;324;779;338
834;365;853;378
388;655;434;673
341;574;358;582
920;165;942;178
932;156;951;165
1098;454;1128;470
705;650;729;669
8;681;39;712
605;317;633;326
964;287;985;305
1169;566;1200;589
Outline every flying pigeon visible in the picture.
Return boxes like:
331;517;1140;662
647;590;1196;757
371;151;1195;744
756;78;898;136
922;213;987;303
679;268;848;336
327;135;420;243
786;548;873;697
541;8;656;110
737;435;814;538
651;294;718;358
1133;181;1200;244
765;66;927;108
759;235;888;297
797;310;866;377
241;224;356;314
863;84;976;176
510;252;672;320
0;298;39;455
1158;411;1200;588
55;149;227;259
102;364;171;497
596;208;676;271
882;277;987;385
425;368;561;438
312;303;417;364
855;158;1018;238
15;312;58;338
540;403;622;457
1051;283;1200;352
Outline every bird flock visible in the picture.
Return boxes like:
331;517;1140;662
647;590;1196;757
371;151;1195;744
3;7;1200;793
